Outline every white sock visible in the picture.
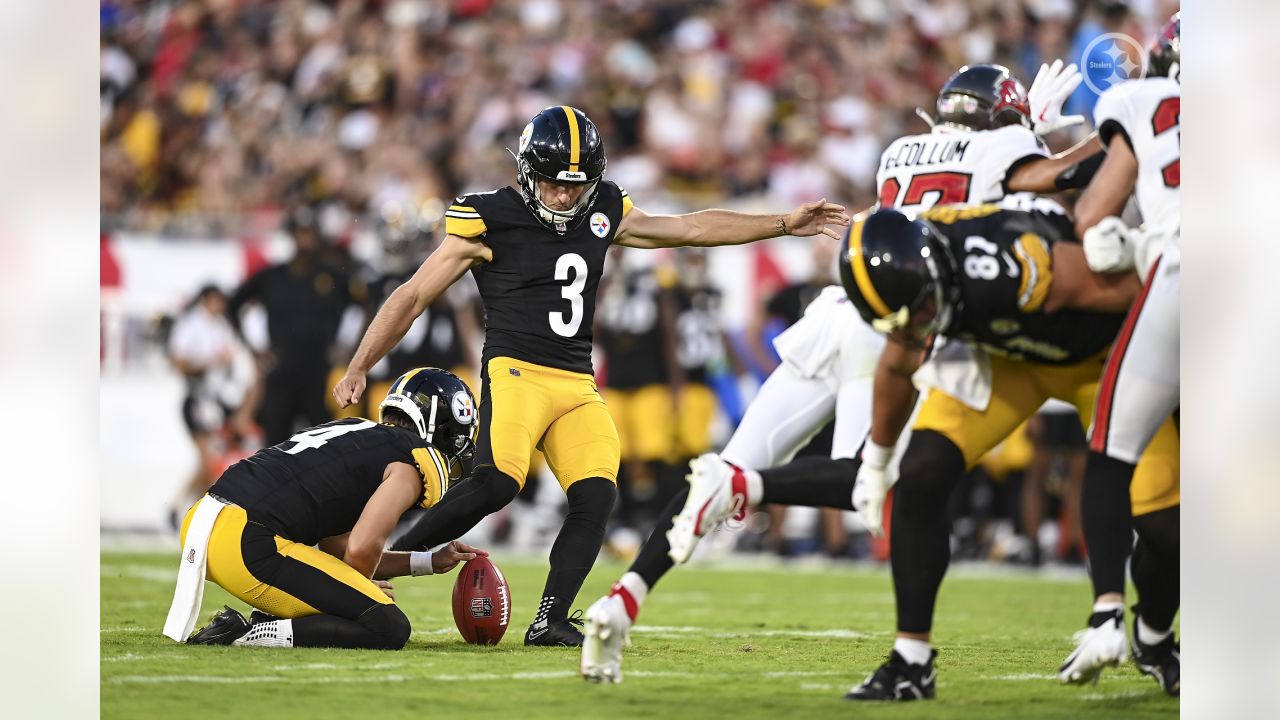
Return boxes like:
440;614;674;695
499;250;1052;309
893;637;933;666
617;572;649;608
1136;617;1172;646
1092;600;1124;615
233;619;294;648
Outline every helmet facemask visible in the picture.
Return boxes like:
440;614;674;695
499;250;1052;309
516;156;601;230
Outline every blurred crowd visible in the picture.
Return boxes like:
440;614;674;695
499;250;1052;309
103;0;1175;561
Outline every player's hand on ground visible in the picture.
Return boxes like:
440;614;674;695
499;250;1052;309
374;579;396;600
853;461;890;539
785;198;851;239
332;370;366;408
431;541;487;574
1028;59;1084;136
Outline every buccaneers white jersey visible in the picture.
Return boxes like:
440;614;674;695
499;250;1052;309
1093;77;1180;237
875;124;1047;218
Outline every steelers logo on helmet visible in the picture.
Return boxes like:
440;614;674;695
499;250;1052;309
451;390;475;426
589;212;610;238
513;106;608;233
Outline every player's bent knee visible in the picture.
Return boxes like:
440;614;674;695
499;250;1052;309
471;465;522;515
1134;504;1179;552
896;431;965;498
566;476;618;516
358;604;412;650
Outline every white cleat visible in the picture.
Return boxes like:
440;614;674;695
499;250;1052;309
667;453;743;564
1059;610;1129;685
581;595;630;684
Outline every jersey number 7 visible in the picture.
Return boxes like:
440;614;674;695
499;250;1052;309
879;171;973;209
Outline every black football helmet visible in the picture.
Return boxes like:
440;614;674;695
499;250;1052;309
1147;12;1180;82
514;106;607;232
379;367;478;466
838;209;959;346
935;64;1031;131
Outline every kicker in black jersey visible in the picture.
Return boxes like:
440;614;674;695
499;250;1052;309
210;418;450;545
445;182;634;374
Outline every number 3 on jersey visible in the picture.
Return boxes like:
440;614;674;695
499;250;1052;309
550;252;588;337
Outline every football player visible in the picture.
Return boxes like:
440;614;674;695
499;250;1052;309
331;106;849;646
164;368;485;650
632;204;1181;699
1059;13;1181;695
580;60;1110;682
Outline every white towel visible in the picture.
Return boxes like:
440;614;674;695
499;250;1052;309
912;339;994;412
162;495;228;642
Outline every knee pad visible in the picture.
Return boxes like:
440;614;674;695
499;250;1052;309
358;604;412;650
896;430;965;499
566;477;618;518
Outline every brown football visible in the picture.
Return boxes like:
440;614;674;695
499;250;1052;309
451;555;511;645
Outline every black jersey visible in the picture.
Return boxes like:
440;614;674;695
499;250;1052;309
923;204;1126;365
209;418;451;545
598;265;669;389
673;283;723;385
445;182;633;374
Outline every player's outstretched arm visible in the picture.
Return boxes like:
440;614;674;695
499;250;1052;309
345;462;424;579
1006;132;1103;194
333;235;491;407
613;199;850;250
1073;134;1139;239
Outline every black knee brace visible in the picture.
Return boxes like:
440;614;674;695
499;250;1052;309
357;604;412;650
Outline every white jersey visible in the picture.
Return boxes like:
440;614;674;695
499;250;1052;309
1093;77;1180;238
875;124;1048;218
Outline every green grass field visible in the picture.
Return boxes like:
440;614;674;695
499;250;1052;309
103;551;1176;719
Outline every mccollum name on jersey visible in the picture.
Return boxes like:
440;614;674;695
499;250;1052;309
880;138;971;171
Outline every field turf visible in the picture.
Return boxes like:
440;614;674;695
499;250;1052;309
103;551;1177;719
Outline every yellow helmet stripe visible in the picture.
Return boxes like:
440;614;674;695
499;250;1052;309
848;219;893;318
393;367;426;397
561;105;580;173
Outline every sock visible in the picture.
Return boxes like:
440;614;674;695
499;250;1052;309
389;468;519;551
734;464;763;506
893;637;933;666
1092;600;1124;614
537;477;616;624
233;619;294;648
610;572;648;624
1136;617;1172;646
891;431;963;634
1132;506;1180;631
1081;452;1136;598
1088;601;1124;628
759;457;859;509
627;486;687;590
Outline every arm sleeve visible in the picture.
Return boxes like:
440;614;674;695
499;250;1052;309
990;126;1050;194
1093;84;1135;152
618;185;635;216
411;446;452;509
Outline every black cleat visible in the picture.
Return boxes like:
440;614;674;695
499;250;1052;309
524;610;586;647
845;649;937;701
1132;621;1180;697
186;606;250;645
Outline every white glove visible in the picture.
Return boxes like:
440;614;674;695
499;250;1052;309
853;442;894;539
1028;59;1085;136
1082;216;1136;273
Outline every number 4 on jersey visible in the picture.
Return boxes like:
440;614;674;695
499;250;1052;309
284;420;377;455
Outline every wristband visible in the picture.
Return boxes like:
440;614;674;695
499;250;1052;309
410;551;434;576
861;440;894;470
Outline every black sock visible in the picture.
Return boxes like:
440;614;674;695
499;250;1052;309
389;467;519;551
291;605;411;650
626;485;689;590
760;457;859;509
891;431;964;634
536;477;617;624
1081;451;1136;598
1132;505;1180;631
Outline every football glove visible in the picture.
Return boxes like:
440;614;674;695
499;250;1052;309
1028;59;1085;136
1083;216;1136;273
853;441;894;539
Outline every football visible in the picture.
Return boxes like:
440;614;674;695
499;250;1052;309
451;555;511;645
